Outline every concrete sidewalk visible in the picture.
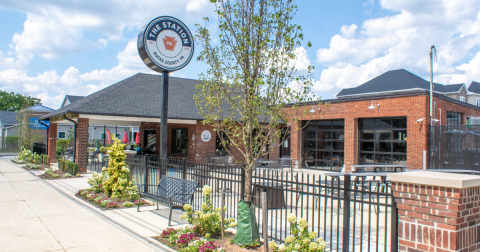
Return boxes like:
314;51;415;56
0;157;178;252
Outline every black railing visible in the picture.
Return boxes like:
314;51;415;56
124;156;398;251
430;125;480;171
32;142;47;155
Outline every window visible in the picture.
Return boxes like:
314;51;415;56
215;132;229;156
358;118;407;165
172;128;188;154
58;132;66;139
476;98;480;107
100;133;106;139
302;120;344;171
447;112;462;126
460;96;465;102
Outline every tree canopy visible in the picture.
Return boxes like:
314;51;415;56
0;91;42;111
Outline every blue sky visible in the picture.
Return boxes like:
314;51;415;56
1;0;480;109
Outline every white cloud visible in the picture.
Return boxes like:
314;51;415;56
293;47;311;72
314;0;480;96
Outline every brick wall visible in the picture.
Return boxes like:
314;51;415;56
392;182;480;251
285;94;480;172
48;123;57;163
194;122;216;162
76;118;89;173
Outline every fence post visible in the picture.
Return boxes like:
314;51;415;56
261;191;268;252
143;155;149;194
342;175;351;252
240;166;245;199
221;188;226;238
182;158;187;180
390;195;398;252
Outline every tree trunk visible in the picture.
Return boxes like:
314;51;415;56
244;168;253;203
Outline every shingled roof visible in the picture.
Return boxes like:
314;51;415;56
468;81;480;94
336;69;464;97
41;73;203;120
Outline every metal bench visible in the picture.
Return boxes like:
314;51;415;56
137;176;198;226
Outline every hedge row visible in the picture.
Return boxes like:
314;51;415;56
58;159;78;175
41;155;51;165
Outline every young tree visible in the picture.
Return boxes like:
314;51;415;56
0;91;41;111
195;0;314;201
16;108;43;149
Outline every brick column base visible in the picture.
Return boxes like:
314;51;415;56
389;172;480;252
48;123;57;163
75;118;89;173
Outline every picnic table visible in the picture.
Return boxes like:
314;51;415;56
351;164;408;173
410;169;480;175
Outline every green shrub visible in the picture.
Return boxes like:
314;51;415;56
32;153;42;164
72;162;78;175
46;156;50;165
5;136;19;149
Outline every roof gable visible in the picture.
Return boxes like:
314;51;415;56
468;81;480;94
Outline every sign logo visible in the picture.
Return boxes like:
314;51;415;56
201;130;211;142
29;117;49;130
138;16;194;72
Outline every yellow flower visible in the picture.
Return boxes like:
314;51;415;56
201;203;207;211
287;214;297;224
309;242;318;250
215;207;221;212
203;185;212;196
268;241;277;249
278;244;286;251
183;204;192;211
205;233;211;239
229;222;237;228
228;217;235;222
180;214;187;220
294;244;301;250
285;235;295;244
309;231;317;240
302;238;310;245
318;240;326;249
298;218;308;228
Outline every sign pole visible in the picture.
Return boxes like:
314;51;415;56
160;71;169;159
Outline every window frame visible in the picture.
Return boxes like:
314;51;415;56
358;117;407;165
459;96;466;102
476;98;480;107
58;131;66;139
100;133;106;140
171;128;188;155
446;112;462;126
215;132;229;156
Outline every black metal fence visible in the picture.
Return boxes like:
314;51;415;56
430;125;480;171
32;143;47;155
119;155;397;252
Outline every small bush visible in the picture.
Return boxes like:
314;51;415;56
64;173;72;178
106;201;119;208
122;201;135;207
46;156;51;165
160;228;178;238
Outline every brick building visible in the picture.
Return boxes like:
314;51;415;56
285;69;480;172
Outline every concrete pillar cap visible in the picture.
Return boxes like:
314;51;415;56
387;171;480;189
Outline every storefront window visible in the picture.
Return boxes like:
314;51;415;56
447;112;462;126
358;118;407;165
172;128;188;154
215;132;229;156
302;120;345;171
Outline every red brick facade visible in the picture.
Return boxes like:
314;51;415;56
76;118;89;173
392;182;480;251
285;94;480;171
48;123;57;163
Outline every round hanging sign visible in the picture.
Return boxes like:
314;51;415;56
138;16;194;72
201;130;211;142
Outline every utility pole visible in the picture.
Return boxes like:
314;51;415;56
429;45;437;122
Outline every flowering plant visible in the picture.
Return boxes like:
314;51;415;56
100;199;110;207
122;201;134;207
181;185;236;237
134;199;147;205
270;214;326;252
160;228;178;238
63;173;73;178
176;233;198;248
106;201;120;208
185;238;225;252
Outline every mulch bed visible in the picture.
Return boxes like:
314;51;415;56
75;190;152;211
153;232;271;252
39;169;83;180
22;163;50;171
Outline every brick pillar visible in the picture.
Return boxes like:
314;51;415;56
344;117;358;172
48;123;57;163
75;118;89;173
290;120;301;167
388;171;480;252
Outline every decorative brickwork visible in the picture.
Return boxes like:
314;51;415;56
391;182;480;252
76;118;89;173
48;123;57;163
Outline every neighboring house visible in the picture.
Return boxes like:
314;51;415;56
0;111;18;148
336;69;467;101
60;95;84;108
467;81;480;107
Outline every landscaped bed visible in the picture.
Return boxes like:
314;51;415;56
21;163;50;171
40;168;82;179
75;189;151;210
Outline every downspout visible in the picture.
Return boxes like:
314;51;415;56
63;114;77;163
38;120;49;155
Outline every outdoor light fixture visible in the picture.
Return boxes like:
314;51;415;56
417;118;424;123
368;100;379;109
309;105;316;113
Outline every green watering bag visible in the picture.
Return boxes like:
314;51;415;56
233;199;260;246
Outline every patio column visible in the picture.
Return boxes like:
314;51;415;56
344;117;358;172
290;120;301;167
388;171;480;251
48;122;57;163
75;118;89;173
